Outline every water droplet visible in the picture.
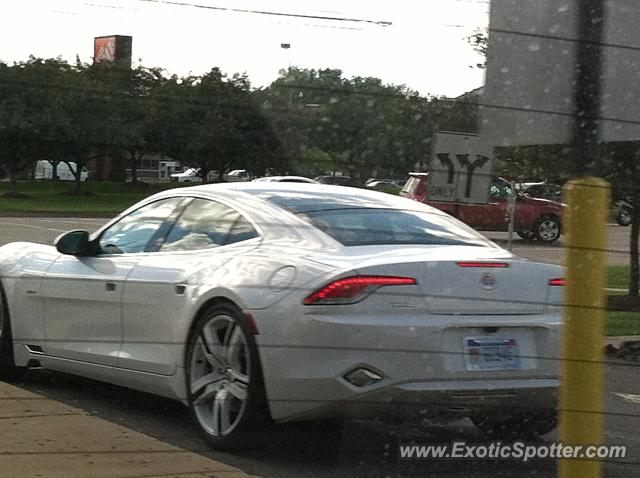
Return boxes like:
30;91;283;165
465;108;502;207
529;42;541;52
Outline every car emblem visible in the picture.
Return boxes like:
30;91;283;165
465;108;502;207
480;273;496;291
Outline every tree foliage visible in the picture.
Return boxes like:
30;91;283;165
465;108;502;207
152;69;280;182
0;60;476;194
258;68;449;182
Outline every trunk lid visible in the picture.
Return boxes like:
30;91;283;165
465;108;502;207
306;245;563;315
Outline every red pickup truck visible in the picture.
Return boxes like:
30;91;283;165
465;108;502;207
400;173;565;243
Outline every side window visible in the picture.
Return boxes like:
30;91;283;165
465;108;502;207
160;198;258;252
490;180;512;199
98;198;184;254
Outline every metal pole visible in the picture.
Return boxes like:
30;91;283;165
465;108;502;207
559;2;608;478
572;0;605;177
506;180;516;250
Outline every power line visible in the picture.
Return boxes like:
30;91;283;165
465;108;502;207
138;0;393;27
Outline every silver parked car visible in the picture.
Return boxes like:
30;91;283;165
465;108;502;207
0;183;563;449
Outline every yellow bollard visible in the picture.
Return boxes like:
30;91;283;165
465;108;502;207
559;177;610;478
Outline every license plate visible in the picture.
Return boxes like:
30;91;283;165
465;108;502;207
463;337;521;371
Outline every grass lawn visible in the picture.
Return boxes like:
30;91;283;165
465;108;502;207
0;180;188;215
606;311;640;336
608;265;630;290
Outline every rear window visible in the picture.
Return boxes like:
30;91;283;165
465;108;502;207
298;208;491;247
256;190;493;247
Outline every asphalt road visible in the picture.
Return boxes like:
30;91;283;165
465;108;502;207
0;217;638;477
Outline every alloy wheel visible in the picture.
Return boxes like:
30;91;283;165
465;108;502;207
536;218;560;242
189;314;250;437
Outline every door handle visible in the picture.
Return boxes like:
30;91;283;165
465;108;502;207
105;282;117;292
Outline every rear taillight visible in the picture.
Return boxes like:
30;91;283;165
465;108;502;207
456;262;510;268
548;278;565;286
304;275;417;305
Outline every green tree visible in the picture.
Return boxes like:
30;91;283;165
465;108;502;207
0;57;73;197
152;69;280;182
311;76;432;181
467;29;488;69
260;68;443;182
48;60;133;193
113;65;167;184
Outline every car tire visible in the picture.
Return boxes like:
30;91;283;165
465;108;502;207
185;303;269;450
471;410;557;440
533;216;561;243
516;230;535;241
616;206;632;227
0;283;25;381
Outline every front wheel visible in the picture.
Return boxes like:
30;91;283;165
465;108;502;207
534;216;561;243
186;303;268;450
471;411;557;440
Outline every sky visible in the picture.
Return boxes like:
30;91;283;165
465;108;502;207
0;0;489;97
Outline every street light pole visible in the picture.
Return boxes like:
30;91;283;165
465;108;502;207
280;43;292;106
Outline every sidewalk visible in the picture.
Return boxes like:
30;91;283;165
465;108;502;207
0;380;254;478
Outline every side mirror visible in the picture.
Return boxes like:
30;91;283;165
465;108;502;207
54;230;93;256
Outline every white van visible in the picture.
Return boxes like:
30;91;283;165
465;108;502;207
35;161;89;181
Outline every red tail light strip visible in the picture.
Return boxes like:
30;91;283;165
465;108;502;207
548;278;565;286
304;275;417;305
456;262;510;268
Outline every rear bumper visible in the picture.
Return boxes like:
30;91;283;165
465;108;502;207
257;313;562;423
272;378;558;422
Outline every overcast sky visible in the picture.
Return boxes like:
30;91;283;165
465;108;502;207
1;0;489;96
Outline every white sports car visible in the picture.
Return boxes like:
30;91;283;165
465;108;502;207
0;183;563;449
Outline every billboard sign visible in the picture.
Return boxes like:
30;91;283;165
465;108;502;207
481;0;640;146
428;131;493;204
93;35;132;65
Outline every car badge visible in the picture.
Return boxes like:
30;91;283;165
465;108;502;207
480;273;496;291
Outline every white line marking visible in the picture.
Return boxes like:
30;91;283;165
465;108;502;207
613;393;640;405
0;222;67;233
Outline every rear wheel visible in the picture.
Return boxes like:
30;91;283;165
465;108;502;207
471;410;557;440
0;284;24;381
533;216;561;243
186;303;269;450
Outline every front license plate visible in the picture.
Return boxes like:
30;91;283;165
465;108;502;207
463;337;521;371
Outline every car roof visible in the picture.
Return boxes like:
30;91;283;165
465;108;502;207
168;182;446;214
253;176;317;183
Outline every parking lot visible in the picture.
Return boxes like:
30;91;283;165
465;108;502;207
0;216;638;477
